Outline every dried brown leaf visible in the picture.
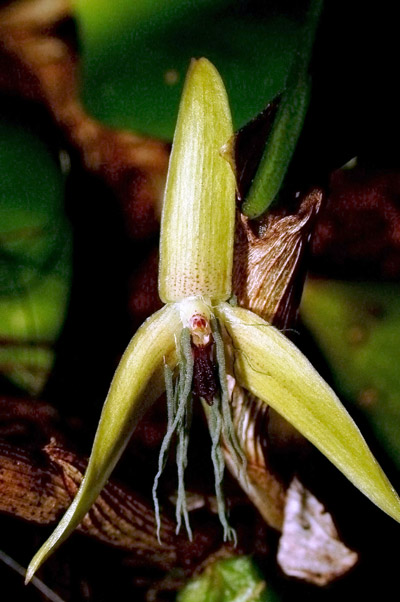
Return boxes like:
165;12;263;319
0;437;178;568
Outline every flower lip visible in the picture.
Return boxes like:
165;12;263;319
189;314;212;347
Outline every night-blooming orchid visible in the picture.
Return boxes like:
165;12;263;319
26;58;400;583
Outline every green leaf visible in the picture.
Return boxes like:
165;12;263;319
0;121;67;281
0;247;71;342
240;73;310;218
177;556;279;602
302;279;400;469
216;302;400;523
159;58;235;303
0;270;70;394
0;111;72;394
241;0;323;218
73;0;302;139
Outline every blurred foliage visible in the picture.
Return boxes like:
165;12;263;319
177;556;280;602
0;111;72;394
302;279;400;468
73;0;308;139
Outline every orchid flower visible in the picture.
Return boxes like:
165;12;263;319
26;58;400;583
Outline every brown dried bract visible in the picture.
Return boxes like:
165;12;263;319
233;187;323;331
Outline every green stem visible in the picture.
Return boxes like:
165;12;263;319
241;0;323;218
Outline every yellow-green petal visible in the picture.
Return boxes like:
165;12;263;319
26;303;181;583
159;58;236;303
216;302;400;522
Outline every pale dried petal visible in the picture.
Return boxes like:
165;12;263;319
277;477;358;585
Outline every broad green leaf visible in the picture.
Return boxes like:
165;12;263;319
216;302;400;522
26;303;181;582
177;556;279;602
159;58;235;303
73;0;302;139
302;279;400;468
0;111;71;394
